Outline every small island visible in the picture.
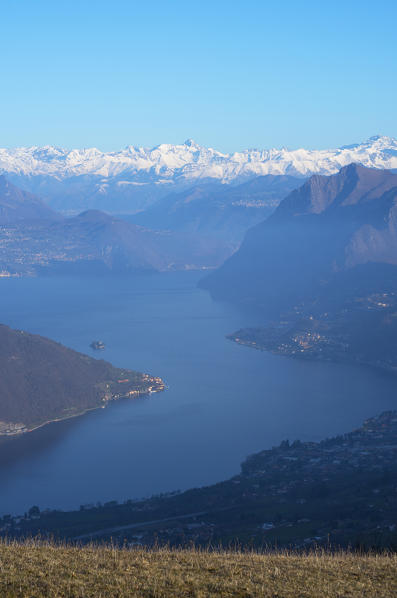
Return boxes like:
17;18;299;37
0;323;165;437
90;340;105;350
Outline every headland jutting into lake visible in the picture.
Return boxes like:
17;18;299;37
0;322;165;437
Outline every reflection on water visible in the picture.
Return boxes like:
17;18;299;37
0;271;396;515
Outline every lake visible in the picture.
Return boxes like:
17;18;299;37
0;271;396;515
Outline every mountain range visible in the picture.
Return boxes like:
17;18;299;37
1;136;396;214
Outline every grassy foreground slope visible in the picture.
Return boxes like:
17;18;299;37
0;542;396;598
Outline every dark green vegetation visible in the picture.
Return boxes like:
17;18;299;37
1;542;395;598
0;323;164;435
3;412;396;551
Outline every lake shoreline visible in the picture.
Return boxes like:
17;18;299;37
228;333;397;379
0;380;165;439
1;272;396;517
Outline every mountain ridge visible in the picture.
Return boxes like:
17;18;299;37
0;176;60;223
132;174;303;242
1;136;397;213
201;164;397;312
0;178;233;275
1;136;396;180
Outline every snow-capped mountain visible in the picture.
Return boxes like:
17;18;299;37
0;136;396;213
1;135;397;179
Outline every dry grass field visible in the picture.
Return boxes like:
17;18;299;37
0;540;396;597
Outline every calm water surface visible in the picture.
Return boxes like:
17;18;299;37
0;271;396;515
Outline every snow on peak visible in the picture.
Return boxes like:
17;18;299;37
0;136;396;183
184;138;200;148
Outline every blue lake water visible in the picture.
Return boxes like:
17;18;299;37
0;271;396;515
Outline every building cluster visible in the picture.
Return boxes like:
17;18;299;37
244;411;397;481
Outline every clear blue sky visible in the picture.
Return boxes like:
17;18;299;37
1;0;396;151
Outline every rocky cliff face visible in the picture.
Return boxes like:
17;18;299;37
201;165;397;314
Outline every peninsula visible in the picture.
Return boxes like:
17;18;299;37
226;276;397;375
0;323;164;436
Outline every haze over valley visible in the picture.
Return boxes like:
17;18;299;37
2;2;397;594
1;148;397;548
0;176;234;274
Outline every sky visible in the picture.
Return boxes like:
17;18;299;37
0;0;396;152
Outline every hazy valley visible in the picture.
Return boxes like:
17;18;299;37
0;176;234;275
1;144;397;557
2;3;397;594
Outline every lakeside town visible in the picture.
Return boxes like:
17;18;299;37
0;372;165;437
0;222;94;277
227;290;397;374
